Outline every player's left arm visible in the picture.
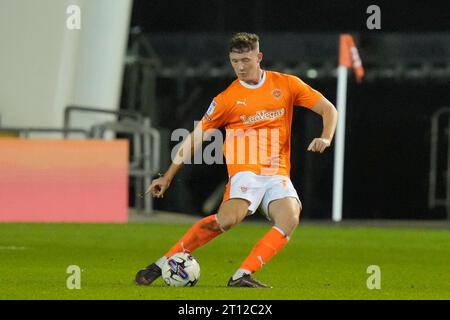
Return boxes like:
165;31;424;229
307;96;338;153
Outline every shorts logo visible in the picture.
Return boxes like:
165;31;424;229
240;186;248;193
272;89;282;100
204;100;216;121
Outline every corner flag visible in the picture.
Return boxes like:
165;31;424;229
332;34;364;222
339;34;365;81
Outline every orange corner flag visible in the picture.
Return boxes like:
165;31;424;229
339;34;364;83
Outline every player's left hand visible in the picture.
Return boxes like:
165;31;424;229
307;138;331;153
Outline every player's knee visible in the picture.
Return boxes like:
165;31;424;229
216;199;249;231
291;212;300;229
293;201;302;226
220;220;235;231
218;218;237;231
216;212;242;231
284;210;301;235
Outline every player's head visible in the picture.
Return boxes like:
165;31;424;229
228;32;263;84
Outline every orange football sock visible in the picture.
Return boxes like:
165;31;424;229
240;226;289;273
165;214;224;257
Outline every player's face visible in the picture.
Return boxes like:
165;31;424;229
229;49;263;84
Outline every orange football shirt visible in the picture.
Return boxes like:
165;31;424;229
201;70;322;178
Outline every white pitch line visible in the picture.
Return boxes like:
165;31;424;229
0;246;26;250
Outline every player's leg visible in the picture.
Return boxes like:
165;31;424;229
229;197;300;288
228;177;301;288
164;198;250;256
135;198;250;285
267;196;301;237
244;196;301;270
215;198;251;230
160;170;263;264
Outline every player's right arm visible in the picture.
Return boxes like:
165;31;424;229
146;122;207;198
147;95;228;198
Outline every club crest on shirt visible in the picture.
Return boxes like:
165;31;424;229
240;185;248;193
272;88;282;100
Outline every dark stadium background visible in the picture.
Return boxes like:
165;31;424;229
121;0;450;220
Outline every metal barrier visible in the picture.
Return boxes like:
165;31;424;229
63;105;161;213
0;127;89;138
63;105;144;137
90;117;160;213
428;107;450;218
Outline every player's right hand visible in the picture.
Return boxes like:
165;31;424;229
146;175;171;198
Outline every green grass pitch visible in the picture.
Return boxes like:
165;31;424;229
0;221;449;300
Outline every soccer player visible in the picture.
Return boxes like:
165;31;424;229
135;32;338;288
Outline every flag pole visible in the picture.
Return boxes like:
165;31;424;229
332;65;348;222
332;34;364;222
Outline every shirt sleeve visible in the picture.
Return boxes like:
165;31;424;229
200;93;229;130
288;75;322;109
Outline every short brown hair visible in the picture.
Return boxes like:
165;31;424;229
229;32;259;53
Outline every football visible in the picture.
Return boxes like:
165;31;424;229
161;252;200;287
